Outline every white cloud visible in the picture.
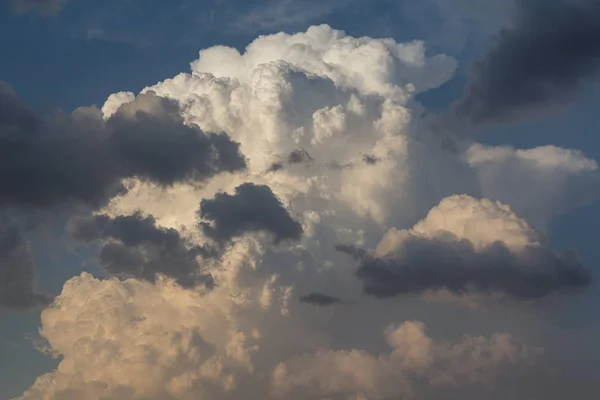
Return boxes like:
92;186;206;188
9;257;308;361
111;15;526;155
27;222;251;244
466;143;600;229
272;320;534;400
16;24;599;400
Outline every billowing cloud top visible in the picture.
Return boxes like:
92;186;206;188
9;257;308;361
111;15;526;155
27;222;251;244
6;23;599;400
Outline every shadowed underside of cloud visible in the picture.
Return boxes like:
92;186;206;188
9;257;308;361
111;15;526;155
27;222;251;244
10;0;68;15
455;0;600;124
199;183;303;245
0;85;246;212
0;216;49;309
69;212;215;288
337;195;592;301
338;240;590;301
299;292;341;306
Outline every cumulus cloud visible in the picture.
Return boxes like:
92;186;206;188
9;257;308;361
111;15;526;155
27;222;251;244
455;0;600;123
0;216;48;309
12;24;598;400
0;88;245;212
69;212;215;288
10;0;68;16
273;320;535;400
466;143;600;228
17;273;240;400
199;183;303;245
339;195;591;300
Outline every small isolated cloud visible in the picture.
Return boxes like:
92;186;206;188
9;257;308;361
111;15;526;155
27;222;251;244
299;292;341;306
0;216;48;310
338;195;592;301
199;183;303;245
69;212;214;288
11;0;68;16
288;149;314;164
454;0;600;124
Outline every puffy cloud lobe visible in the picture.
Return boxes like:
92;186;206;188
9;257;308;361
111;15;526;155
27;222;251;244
199;183;303;244
17;273;238;400
299;292;341;306
69;212;214;288
190;24;457;102
0;216;48;309
0;87;245;211
338;195;592;300
10;0;68;16
467;143;600;228
455;0;600;123
273;320;533;400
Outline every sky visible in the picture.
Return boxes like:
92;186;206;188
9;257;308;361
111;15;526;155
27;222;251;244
1;0;600;399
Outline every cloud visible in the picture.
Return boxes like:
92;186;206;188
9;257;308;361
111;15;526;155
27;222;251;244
199;183;303;245
13;24;599;399
273;320;535;399
287;149;314;164
10;0;68;16
16;273;241;400
0;87;245;212
466;143;600;228
454;0;600;123
338;195;592;300
69;212;215;288
0;216;48;309
299;292;341;306
17;272;538;400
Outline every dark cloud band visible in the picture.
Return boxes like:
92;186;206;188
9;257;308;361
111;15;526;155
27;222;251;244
455;0;600;124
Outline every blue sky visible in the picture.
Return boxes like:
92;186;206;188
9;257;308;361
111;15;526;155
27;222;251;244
2;1;600;399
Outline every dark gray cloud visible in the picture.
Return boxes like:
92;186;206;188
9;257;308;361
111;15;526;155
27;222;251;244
0;85;246;211
266;161;284;173
288;149;313;164
299;292;341;306
0;216;49;309
69;212;215;288
336;235;592;300
362;154;380;165
455;0;600;124
199;183;303;244
10;0;68;16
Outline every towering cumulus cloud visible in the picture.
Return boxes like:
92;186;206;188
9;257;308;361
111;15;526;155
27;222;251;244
455;0;600;123
12;24;599;399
